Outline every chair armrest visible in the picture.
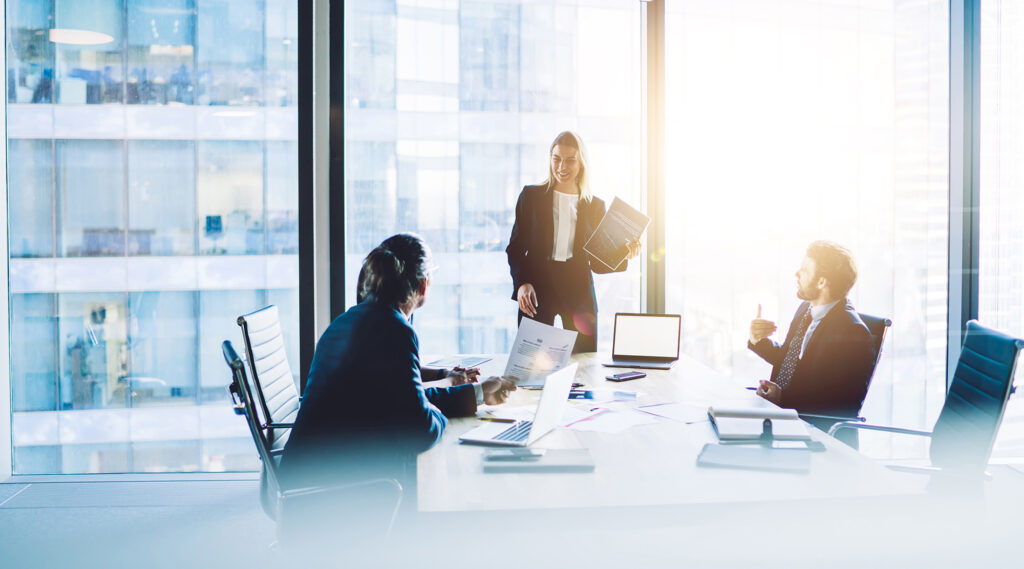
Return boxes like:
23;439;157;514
799;413;865;423
828;422;933;438
266;422;295;429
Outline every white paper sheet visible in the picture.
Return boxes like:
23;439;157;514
562;408;660;434
503;318;578;386
637;402;708;424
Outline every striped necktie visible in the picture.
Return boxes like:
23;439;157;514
775;308;813;390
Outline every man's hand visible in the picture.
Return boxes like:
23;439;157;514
447;367;480;386
749;304;777;345
756;380;782;404
517;283;539;317
480;376;517;405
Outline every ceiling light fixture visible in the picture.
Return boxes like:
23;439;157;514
49;28;114;46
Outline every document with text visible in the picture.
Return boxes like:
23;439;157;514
503;317;577;386
583;196;651;271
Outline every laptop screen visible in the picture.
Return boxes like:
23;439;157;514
612;313;681;359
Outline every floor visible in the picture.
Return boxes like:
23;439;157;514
0;474;275;569
3;465;1024;569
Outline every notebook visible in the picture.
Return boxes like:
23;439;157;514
708;406;811;442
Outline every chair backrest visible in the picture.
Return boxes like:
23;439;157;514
223;340;283;506
931;320;1024;472
237;305;300;450
858;312;892;370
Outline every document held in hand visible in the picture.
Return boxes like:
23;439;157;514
707;406;811;442
583;197;651;271
504;317;577;387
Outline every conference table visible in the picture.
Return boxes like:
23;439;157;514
417;352;928;520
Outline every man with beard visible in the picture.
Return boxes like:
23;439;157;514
748;241;877;432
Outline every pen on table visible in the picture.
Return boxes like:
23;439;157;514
477;417;516;423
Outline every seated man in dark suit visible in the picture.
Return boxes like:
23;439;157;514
748;241;876;431
356;258;480;384
279;233;516;495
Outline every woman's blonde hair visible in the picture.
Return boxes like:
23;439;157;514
543;130;593;202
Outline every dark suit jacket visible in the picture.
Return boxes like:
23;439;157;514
278;297;476;490
505;184;626;311
749;300;876;424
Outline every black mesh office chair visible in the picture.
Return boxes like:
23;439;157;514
800;312;892;448
223;340;403;548
830;320;1024;478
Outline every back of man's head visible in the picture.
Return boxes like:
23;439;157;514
806;240;858;298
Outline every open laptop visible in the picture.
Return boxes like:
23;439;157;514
459;363;578;447
603;313;681;370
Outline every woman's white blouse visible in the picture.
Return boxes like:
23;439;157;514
551;191;578;262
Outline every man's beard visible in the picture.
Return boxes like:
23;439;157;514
796;282;816;301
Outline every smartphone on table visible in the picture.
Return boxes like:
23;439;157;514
606;371;646;382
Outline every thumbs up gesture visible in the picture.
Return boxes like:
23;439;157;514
749;304;777;346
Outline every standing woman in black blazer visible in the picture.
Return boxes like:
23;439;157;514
506;131;640;353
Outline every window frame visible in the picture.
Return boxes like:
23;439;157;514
948;0;981;387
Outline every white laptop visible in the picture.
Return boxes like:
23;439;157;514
459;363;578;447
602;313;681;370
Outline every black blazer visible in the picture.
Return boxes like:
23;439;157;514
279;296;476;489
505;184;626;310
749;300;876;422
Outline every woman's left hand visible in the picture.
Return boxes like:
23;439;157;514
625;239;642;260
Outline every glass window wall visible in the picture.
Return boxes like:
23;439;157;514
54;0;124;104
980;0;1024;461
8;139;54;258
127;0;196;105
128;140;197;256
663;1;950;458
343;0;644;356
6;0;298;474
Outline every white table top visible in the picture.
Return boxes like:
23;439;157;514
417;352;927;514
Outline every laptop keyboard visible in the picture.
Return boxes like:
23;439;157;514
494;420;533;442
